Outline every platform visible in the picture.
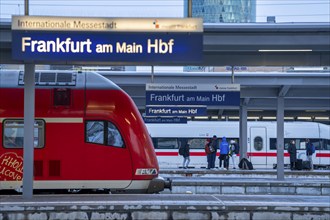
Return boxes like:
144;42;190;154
0;194;329;220
160;168;330;195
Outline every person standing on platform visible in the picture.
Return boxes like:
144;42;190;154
182;140;190;169
229;140;239;169
209;135;218;169
287;140;297;170
205;138;212;169
306;138;315;170
219;137;229;170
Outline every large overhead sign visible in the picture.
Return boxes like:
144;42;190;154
146;84;240;106
11;16;203;63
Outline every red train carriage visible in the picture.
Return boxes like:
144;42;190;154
0;70;165;193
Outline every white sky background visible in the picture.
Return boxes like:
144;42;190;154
1;0;329;22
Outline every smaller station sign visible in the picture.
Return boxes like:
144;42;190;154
143;117;187;124
145;105;207;117
146;84;240;106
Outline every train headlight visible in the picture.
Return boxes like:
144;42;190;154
135;168;158;175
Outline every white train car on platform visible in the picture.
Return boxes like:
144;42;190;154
146;121;330;169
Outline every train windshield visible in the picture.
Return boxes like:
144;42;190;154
86;121;124;148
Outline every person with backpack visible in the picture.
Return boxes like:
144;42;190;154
287;140;297;170
206;135;217;169
179;139;190;169
229;140;239;169
219;136;229;170
305;139;315;170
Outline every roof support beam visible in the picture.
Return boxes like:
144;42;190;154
278;85;291;97
243;98;250;105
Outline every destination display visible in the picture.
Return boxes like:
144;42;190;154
12;16;203;63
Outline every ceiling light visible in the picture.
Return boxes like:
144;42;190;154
258;49;312;52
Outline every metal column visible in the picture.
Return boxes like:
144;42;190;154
239;103;248;159
276;96;285;180
22;64;35;199
184;0;192;17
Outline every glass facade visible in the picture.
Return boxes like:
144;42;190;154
192;0;256;23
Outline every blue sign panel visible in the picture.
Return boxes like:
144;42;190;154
146;106;207;117
144;117;187;124
12;31;203;63
146;91;240;106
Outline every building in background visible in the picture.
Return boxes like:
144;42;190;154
192;0;256;23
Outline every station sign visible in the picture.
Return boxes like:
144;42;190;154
145;106;207;117
11;16;203;63
146;84;240;106
143;117;187;124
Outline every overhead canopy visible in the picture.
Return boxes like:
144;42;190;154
1;21;329;66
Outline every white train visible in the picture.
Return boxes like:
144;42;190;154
146;121;330;169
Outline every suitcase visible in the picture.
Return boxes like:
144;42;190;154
296;159;303;170
303;161;311;170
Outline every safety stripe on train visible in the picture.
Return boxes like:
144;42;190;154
155;152;330;157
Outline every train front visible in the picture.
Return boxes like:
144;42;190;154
86;72;168;193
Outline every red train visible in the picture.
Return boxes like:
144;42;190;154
0;70;166;193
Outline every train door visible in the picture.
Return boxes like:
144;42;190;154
249;127;267;166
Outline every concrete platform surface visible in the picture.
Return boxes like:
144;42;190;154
0;194;329;220
160;168;330;180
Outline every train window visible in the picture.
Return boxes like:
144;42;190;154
254;136;263;151
153;138;178;149
86;121;105;144
297;139;321;150
3;119;45;148
85;121;124;148
107;122;124;148
324;139;330;150
270;138;276;150
270;138;322;150
189;138;207;149
271;138;291;150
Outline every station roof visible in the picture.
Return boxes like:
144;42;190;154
1;21;329;122
1;22;330;66
99;70;330;122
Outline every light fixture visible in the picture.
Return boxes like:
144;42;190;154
305;110;327;112
229;116;240;120
297;117;312;120
314;117;329;120
258;49;312;52
194;116;209;120
294;67;326;71
263;117;275;119
248;117;259;120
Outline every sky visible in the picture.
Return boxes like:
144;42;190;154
1;0;329;22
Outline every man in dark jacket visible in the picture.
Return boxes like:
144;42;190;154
181;139;190;169
305;139;314;170
287;140;297;170
208;135;218;169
